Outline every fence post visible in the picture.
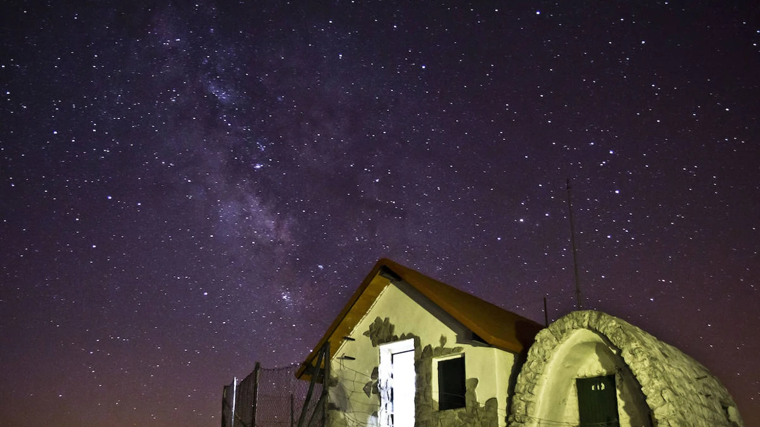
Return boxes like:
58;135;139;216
323;341;330;427
252;362;261;427
297;346;325;427
231;377;237;427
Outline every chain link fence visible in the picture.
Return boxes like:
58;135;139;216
222;362;325;427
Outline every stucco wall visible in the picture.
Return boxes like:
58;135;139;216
328;281;517;427
509;310;744;427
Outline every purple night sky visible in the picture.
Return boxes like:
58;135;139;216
1;1;758;426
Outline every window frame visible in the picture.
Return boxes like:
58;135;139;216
434;353;466;411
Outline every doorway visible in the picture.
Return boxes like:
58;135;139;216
576;375;619;427
379;339;415;427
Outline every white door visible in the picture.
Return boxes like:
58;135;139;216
379;339;415;427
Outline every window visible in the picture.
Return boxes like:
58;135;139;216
437;355;466;410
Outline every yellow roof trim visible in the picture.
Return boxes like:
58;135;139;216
296;258;544;379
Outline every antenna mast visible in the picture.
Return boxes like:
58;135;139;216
566;178;582;310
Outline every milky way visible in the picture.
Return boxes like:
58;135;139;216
1;2;758;426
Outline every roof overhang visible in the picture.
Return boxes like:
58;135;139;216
296;258;544;380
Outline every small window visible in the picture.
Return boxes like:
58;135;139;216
438;356;466;410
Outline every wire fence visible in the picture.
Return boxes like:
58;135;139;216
221;359;626;427
222;363;325;427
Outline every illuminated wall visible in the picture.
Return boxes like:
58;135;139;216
328;281;517;427
508;311;744;427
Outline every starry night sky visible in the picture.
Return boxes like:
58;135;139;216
1;1;758;426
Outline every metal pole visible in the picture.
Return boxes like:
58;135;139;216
566;178;582;310
297;345;325;427
252;362;260;427
543;297;548;327
290;393;295;427
231;377;237;427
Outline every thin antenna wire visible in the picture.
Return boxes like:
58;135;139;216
566;178;582;310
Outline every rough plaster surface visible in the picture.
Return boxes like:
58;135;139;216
330;315;499;427
508;310;744;427
329;282;515;427
415;337;498;427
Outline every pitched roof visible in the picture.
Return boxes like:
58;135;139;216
296;258;544;379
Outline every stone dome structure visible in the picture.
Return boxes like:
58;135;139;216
509;310;743;427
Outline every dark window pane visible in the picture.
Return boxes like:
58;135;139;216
438;356;465;410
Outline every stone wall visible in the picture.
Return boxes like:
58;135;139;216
508;310;744;427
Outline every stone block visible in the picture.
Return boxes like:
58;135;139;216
653;402;676;418
643;389;664;410
661;388;677;403
537;332;558;348
511;399;526;415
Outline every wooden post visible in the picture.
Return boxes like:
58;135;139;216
290;393;295;427
323;341;330;427
252;362;260;427
543;297;548;327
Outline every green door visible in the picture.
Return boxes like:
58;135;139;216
576;375;619;427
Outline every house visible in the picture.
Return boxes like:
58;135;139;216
297;259;744;427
